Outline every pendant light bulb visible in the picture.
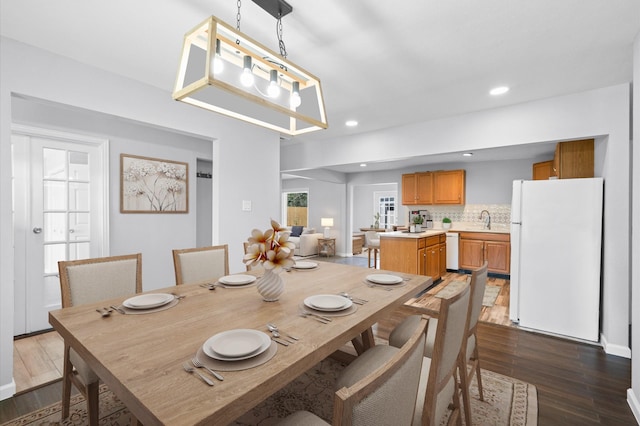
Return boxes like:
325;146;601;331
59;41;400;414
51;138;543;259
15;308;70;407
212;39;224;75
290;81;302;108
267;69;280;98
240;56;254;87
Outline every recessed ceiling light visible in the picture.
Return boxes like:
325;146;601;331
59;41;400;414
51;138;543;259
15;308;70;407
360;163;367;167
345;120;358;127
463;153;473;157
490;86;509;96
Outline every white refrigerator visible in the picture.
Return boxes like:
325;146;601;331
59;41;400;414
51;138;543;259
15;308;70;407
509;178;603;342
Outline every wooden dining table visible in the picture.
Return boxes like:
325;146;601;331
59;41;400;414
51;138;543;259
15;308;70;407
49;262;431;425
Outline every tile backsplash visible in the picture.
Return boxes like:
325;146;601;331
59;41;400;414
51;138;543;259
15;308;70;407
407;204;511;226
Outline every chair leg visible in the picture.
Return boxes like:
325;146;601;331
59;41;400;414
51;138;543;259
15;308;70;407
472;345;484;401
61;345;73;420
457;357;473;426
86;380;100;426
367;248;372;268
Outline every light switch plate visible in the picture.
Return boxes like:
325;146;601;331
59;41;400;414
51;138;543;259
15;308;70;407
242;200;252;211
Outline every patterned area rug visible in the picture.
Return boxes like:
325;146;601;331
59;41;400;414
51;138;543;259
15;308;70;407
436;280;501;307
3;357;536;426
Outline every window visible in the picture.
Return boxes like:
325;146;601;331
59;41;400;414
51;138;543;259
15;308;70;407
374;191;397;228
282;191;308;226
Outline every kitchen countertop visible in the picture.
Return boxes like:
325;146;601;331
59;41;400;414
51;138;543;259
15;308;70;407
378;223;510;238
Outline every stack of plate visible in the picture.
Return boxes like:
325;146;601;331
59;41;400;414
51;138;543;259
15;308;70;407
122;293;174;310
303;294;353;312
203;329;272;361
365;274;404;285
218;275;257;286
292;261;318;270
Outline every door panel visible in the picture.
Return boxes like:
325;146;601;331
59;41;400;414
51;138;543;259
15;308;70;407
13;129;107;335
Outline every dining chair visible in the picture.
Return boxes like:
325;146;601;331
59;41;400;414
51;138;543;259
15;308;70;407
364;231;380;269
57;253;142;425
389;262;487;425
243;242;255;272
389;279;470;425
172;244;229;285
276;315;429;426
457;261;489;425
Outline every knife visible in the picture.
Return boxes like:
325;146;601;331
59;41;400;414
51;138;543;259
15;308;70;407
271;337;289;346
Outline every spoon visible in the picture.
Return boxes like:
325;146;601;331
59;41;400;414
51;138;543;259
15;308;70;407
339;292;367;304
267;323;299;342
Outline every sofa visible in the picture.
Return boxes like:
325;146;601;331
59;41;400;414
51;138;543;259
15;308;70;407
287;226;324;257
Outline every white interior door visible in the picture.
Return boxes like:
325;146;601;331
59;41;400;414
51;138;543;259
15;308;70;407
12;126;108;335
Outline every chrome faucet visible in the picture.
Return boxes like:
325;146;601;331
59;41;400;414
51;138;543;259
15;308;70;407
479;210;491;230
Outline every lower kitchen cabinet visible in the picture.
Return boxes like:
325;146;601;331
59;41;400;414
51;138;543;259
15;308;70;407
459;232;510;275
380;233;447;281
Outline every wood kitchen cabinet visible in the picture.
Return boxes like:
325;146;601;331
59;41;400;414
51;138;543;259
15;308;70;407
553;139;594;179
459;232;510;275
433;169;465;204
380;233;446;281
402;172;432;205
402;169;465;205
532;160;554;180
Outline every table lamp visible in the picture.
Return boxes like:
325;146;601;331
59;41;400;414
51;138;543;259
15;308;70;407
321;218;334;238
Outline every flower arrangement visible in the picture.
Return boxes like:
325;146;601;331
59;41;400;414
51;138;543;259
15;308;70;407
243;220;295;272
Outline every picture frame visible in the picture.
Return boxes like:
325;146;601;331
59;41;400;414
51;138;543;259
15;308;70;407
120;154;189;213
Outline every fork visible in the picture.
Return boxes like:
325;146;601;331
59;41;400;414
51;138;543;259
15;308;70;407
182;362;214;386
191;357;224;381
300;309;332;322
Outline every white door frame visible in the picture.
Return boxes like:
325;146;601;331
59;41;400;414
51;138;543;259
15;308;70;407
11;124;109;334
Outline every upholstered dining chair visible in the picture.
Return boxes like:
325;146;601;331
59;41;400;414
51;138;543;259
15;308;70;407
172;244;229;285
58;253;142;425
364;231;380;269
389;262;488;425
389;279;470;425
276;315;429;426
456;261;489;425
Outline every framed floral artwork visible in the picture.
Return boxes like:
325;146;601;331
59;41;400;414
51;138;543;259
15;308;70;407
120;154;189;213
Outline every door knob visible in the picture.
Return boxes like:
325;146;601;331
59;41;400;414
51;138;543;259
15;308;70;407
32;227;42;234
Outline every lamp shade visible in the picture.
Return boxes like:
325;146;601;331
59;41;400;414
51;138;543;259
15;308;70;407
321;218;334;227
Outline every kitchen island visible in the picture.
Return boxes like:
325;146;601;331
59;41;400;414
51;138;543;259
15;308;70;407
379;230;447;281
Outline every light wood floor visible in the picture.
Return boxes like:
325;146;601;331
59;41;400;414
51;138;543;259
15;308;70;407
10;267;511;394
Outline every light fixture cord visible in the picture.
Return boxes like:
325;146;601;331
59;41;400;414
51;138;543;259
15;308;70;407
277;14;287;59
236;0;242;45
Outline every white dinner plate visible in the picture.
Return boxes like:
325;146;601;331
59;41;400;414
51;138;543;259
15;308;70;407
219;274;257;286
293;261;318;269
366;274;404;285
304;294;352;312
203;329;271;361
122;293;174;309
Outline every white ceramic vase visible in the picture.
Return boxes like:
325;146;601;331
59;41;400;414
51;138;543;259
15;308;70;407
257;269;284;302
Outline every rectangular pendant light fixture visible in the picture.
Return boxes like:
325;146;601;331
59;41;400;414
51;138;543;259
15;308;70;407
173;15;328;136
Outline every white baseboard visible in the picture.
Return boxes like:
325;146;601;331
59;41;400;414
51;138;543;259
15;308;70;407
601;333;632;358
0;378;16;401
627;388;640;425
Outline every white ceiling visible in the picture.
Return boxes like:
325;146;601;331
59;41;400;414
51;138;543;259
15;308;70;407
2;0;639;173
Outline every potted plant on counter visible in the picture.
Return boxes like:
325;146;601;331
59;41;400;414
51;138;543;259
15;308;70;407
442;217;452;230
412;215;424;233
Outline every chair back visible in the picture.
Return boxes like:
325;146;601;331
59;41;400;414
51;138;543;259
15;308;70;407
467;261;489;335
58;253;142;307
364;231;380;248
173;244;229;285
422;280;470;425
333;316;428;426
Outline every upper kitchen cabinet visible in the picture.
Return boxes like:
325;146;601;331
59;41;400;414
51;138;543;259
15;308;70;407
402;172;433;205
553;139;594;179
532;160;554;180
433;169;465;205
402;169;465;205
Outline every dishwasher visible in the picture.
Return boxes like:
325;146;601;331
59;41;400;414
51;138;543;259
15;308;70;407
445;232;459;270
